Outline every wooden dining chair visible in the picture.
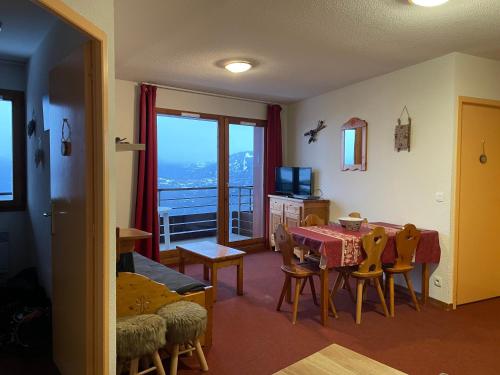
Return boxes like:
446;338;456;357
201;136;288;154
296;214;325;263
275;224;337;323
332;227;389;324
301;214;325;227
383;224;422;317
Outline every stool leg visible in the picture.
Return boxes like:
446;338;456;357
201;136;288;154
277;275;290;311
374;277;389;318
388;274;395;317
129;358;139;375
356;279;364;325
170;344;180;375
152;351;166;375
343;273;355;302
404;272;421;312
292;278;302;324
309;276;318;306
194;339;209;371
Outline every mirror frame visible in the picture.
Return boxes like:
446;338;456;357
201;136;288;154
341;117;367;171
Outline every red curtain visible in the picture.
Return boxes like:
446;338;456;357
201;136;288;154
264;104;283;247
134;84;160;261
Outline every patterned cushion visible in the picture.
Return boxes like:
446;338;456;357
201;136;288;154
156;301;207;344
116;314;166;359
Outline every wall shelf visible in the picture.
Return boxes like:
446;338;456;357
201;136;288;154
115;143;145;152
116;227;152;255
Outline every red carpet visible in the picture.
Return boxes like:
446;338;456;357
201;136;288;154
175;251;499;375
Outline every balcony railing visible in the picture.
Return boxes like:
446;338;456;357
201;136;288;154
0;192;13;201
158;186;254;243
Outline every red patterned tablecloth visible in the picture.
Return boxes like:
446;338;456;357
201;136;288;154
289;222;441;269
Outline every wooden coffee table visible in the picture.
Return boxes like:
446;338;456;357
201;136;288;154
177;241;246;302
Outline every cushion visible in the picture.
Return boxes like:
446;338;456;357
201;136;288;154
156;301;207;344
132;252;207;294
116;314;166;359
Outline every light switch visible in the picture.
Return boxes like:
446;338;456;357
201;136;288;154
435;192;445;203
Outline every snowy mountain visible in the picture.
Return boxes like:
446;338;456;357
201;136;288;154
157;151;255;214
158;151;254;188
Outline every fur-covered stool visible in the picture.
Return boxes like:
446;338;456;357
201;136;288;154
116;314;166;375
156;301;209;375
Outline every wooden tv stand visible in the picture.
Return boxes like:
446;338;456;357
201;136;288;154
268;194;330;247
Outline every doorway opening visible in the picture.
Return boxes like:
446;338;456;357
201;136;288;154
0;1;108;374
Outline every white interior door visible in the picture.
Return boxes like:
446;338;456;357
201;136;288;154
49;41;93;375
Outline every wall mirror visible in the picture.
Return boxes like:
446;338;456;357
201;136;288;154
341;117;367;171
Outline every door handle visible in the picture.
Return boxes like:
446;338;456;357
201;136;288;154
42;212;52;217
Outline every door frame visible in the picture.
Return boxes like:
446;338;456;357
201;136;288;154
155;107;266;249
452;96;500;308
33;1;109;374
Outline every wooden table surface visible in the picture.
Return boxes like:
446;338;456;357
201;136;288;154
177;241;246;302
177;241;246;261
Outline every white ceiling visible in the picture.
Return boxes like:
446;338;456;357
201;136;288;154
0;0;56;61
115;0;500;103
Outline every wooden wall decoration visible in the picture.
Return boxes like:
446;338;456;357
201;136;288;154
304;120;327;144
395;106;411;152
341;117;367;171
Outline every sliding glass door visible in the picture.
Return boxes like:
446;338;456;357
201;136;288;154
156;112;220;249
156;110;265;249
226;118;265;244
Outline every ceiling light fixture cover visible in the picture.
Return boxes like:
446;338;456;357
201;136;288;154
225;61;252;73
409;0;449;6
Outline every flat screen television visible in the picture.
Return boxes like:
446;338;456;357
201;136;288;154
275;167;312;196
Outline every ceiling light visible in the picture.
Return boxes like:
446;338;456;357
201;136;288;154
409;0;449;7
224;61;252;73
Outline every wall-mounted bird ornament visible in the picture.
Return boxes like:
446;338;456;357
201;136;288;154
304;120;327;144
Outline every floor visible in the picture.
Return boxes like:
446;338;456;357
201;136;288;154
0;351;60;375
174;251;500;375
274;344;405;375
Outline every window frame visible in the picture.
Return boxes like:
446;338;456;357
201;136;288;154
0;89;26;211
155;107;267;249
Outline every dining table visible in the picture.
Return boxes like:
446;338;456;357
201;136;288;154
289;222;441;326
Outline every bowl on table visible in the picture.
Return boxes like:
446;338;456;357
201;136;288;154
338;217;364;231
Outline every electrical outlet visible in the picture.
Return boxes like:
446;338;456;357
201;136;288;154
433;276;442;288
435;192;445;203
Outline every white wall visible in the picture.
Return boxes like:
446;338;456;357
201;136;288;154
287;54;457;303
0;60;26;90
115;79;275;227
0;60;32;278
25;20;87;297
454;54;500;101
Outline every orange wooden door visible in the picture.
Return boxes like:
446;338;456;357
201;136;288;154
49;42;93;374
456;98;500;305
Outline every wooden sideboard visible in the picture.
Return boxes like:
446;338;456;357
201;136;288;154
268;195;330;247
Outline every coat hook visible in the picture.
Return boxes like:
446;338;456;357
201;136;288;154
479;140;487;164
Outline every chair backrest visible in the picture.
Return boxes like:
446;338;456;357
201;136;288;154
358;227;388;274
116;272;181;317
394;224;421;268
302;214;325;227
274;224;294;267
